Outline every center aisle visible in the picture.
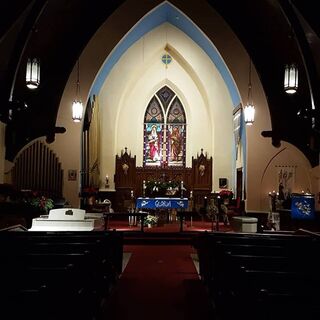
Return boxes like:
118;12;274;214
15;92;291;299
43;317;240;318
103;245;214;320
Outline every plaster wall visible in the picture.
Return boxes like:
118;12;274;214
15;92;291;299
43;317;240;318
25;0;318;210
99;23;233;191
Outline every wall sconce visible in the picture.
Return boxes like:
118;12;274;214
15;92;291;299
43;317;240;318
26;58;40;89
105;175;109;188
284;63;298;94
72;60;83;122
244;59;255;125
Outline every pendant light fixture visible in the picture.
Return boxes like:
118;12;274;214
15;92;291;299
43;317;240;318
284;63;298;94
72;60;83;122
284;27;298;95
243;58;255;125
26;58;40;89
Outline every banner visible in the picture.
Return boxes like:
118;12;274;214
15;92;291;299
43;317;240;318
276;165;295;200
233;104;242;158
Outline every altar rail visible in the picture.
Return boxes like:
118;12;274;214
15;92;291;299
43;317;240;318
0;230;123;319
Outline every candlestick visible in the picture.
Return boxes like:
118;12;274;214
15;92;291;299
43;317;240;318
143;180;146;197
268;190;277;212
180;181;184;198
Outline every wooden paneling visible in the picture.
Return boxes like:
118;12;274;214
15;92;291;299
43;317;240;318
114;149;213;212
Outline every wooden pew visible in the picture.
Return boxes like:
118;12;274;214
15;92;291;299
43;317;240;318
192;231;320;320
0;230;123;320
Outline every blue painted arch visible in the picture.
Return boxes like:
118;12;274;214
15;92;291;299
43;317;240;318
88;1;246;192
89;1;240;106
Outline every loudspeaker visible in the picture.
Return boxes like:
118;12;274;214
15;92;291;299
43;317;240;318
219;178;228;188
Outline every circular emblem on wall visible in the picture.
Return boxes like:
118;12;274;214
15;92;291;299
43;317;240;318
161;53;172;66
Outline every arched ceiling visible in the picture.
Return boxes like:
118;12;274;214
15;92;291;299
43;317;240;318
0;0;319;166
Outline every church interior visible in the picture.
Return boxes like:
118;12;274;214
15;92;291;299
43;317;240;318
0;1;320;319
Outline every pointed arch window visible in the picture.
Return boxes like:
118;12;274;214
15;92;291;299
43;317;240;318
144;86;186;166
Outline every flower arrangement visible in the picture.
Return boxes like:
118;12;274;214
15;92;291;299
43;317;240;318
29;195;54;213
219;189;233;199
145;180;180;196
144;214;158;226
81;186;99;196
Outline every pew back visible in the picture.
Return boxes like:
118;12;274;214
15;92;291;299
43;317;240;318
0;230;123;320
193;231;320;320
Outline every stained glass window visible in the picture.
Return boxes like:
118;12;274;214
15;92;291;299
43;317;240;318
144;86;186;166
144;97;164;123
167;97;186;166
156;86;174;112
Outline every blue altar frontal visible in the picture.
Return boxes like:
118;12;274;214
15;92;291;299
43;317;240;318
136;197;188;209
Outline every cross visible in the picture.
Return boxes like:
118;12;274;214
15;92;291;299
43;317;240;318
162;54;172;66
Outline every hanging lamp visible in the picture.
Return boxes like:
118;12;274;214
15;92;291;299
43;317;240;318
284;63;298;94
72;60;83;122
243;59;255;125
26;58;40;89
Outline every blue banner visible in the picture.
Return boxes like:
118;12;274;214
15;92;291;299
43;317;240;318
291;193;315;220
136;197;188;209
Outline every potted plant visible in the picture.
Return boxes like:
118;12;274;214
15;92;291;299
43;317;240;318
144;214;158;228
29;195;54;214
219;189;233;204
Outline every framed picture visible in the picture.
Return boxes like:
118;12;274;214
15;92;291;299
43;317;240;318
68;169;77;181
219;178;228;188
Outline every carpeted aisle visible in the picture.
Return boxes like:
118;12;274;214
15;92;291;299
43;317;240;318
103;245;214;320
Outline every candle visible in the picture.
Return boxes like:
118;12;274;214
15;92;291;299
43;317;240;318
190;191;193;198
131;190;133;197
143;180;146;189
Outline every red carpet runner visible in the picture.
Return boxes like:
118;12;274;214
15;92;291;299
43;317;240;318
103;245;214;320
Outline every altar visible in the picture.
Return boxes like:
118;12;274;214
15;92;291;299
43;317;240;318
136;197;188;224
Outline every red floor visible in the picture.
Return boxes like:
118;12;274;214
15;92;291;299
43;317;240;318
103;245;214;320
